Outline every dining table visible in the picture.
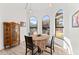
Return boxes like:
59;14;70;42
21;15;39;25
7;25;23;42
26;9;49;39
32;34;49;52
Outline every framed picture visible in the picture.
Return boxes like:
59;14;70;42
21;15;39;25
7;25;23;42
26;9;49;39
72;10;79;27
20;22;26;27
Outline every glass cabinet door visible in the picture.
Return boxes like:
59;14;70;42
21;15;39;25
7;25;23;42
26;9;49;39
55;9;64;39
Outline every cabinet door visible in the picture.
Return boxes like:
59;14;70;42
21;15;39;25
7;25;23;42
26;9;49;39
11;23;17;45
15;24;20;44
4;23;11;46
11;23;20;45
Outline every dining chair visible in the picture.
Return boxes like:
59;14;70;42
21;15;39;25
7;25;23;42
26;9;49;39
24;35;39;55
45;36;55;55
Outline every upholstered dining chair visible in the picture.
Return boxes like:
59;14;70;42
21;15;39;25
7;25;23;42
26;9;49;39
24;35;39;55
45;36;55;55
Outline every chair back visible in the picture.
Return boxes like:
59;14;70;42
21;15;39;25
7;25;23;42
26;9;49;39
24;36;33;49
27;36;33;45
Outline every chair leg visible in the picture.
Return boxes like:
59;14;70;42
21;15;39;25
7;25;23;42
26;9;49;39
51;47;52;55
53;38;55;52
25;48;27;55
38;47;41;54
53;45;55;52
32;50;34;55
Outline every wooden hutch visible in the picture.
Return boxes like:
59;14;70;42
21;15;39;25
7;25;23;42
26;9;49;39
3;22;20;49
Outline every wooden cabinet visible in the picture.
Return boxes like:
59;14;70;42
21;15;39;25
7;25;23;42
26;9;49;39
3;22;20;49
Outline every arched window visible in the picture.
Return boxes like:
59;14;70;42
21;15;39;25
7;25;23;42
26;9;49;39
55;9;64;39
42;15;50;35
29;16;38;35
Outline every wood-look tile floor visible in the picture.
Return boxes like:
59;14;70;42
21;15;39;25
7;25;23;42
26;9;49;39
0;42;68;55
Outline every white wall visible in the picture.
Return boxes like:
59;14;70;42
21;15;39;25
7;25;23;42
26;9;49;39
0;3;79;54
26;3;79;54
52;3;79;54
0;3;55;50
0;3;28;50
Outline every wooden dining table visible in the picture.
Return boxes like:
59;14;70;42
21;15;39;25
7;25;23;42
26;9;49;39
32;34;49;51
